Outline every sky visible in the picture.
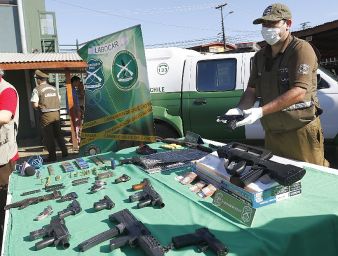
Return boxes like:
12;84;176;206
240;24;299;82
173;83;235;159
45;0;338;49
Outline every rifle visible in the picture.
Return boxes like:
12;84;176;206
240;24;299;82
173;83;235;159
30;216;70;250
171;227;228;256
217;142;306;186
77;209;165;256
120;148;208;172
129;182;165;208
4;190;61;210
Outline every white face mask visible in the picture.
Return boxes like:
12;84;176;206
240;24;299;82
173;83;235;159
261;27;281;45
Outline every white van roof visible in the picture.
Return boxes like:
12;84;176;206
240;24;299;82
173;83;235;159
145;47;202;60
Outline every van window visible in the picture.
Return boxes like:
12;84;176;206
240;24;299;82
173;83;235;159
196;58;237;92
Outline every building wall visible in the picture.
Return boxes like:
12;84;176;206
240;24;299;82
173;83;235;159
23;0;45;53
0;0;46;53
0;4;21;52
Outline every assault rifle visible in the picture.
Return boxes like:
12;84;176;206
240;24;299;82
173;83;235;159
4;190;61;210
77;209;165;255
129;182;165;208
217;142;306;186
171;227;228;256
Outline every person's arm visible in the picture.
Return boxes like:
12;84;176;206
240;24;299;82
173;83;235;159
0;88;17;125
30;88;40;109
32;102;39;109
237;86;257;110
0;110;12;125
261;86;306;115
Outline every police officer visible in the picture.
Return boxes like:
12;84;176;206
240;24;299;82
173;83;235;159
31;70;68;162
225;3;329;166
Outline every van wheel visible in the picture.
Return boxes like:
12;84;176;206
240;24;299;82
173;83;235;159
154;122;179;139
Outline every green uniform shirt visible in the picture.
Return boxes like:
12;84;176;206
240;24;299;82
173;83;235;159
248;34;319;132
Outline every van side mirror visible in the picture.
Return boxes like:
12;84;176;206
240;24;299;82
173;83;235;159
317;74;330;90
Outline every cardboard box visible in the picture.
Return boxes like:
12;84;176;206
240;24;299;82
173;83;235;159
193;152;301;208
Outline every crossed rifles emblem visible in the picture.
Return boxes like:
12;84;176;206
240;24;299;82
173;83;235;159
116;59;134;79
85;66;103;83
85;59;134;84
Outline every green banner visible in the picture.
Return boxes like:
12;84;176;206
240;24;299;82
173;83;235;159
78;25;156;155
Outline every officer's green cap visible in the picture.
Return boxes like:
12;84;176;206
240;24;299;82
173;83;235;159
34;70;49;79
253;3;292;24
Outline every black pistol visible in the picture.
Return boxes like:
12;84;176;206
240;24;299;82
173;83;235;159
171;227;228;255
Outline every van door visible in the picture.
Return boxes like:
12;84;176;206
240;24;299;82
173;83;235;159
316;67;338;140
183;54;246;142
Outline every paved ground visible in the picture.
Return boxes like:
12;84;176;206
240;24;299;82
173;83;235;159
17;137;79;163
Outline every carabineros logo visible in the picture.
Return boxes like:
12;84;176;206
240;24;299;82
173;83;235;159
112;50;138;91
85;59;105;90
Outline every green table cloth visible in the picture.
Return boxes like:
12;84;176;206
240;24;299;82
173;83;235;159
3;143;338;256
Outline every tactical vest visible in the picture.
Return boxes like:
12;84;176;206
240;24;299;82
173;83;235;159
255;36;319;133
0;79;19;165
36;82;60;112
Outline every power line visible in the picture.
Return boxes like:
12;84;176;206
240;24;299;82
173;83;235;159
144;33;260;49
105;3;223;15
50;0;219;32
60;32;260;52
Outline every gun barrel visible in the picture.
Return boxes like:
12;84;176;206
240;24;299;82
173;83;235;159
129;191;145;202
153;199;165;208
4;198;29;210
56;237;70;249
137;198;152;208
30;227;47;240
58;200;82;219
35;237;55;250
78;227;119;252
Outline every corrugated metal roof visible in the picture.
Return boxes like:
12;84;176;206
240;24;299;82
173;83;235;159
0;52;84;63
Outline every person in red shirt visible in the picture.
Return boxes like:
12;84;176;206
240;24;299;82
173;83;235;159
0;68;19;247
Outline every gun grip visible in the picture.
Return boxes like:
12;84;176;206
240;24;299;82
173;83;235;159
110;236;129;251
227;160;246;176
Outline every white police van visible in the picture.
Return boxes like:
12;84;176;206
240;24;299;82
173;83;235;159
145;46;338;144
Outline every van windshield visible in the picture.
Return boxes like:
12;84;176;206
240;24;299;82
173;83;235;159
319;66;338;82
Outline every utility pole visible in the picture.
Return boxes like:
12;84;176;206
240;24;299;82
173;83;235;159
215;4;233;51
300;21;311;30
215;3;227;51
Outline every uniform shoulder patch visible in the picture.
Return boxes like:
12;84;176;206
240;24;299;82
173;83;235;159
297;64;310;75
